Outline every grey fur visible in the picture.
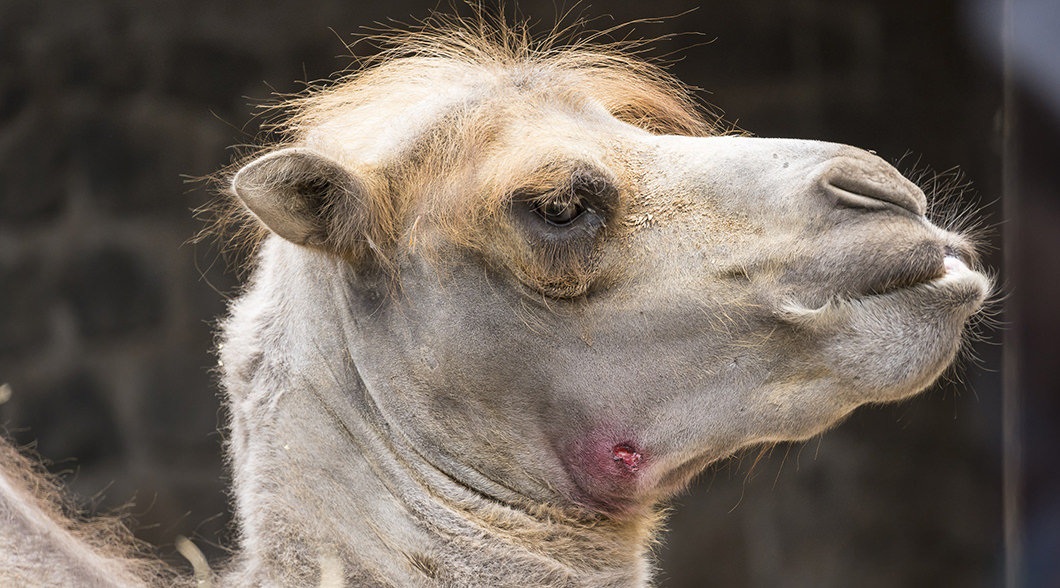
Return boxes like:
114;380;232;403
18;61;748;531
0;34;990;588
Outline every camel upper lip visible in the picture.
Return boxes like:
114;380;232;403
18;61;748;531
856;252;985;305
861;256;946;297
779;251;988;324
857;237;981;298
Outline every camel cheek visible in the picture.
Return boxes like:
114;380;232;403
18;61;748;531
561;433;650;515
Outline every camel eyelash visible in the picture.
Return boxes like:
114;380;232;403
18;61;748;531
511;168;618;223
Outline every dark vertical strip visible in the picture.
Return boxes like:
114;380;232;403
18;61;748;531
1000;0;1022;586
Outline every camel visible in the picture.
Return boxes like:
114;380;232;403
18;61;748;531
0;18;991;588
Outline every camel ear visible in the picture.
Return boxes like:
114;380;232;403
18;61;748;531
233;148;375;257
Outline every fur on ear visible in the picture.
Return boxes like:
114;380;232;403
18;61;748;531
232;147;387;261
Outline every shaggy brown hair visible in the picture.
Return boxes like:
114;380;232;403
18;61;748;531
204;10;719;269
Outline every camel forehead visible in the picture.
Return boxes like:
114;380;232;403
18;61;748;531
308;74;641;169
477;111;649;187
288;46;708;160
304;76;488;166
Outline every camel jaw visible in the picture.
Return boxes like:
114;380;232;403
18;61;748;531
768;252;990;408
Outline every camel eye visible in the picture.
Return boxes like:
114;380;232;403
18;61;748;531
536;197;585;226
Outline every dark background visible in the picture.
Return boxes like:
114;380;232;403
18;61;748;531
1;1;1055;586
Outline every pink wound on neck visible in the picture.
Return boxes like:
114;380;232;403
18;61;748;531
612;443;642;472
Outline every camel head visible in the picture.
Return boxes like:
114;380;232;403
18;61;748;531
227;30;990;522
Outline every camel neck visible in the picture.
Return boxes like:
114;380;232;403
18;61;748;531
217;241;655;587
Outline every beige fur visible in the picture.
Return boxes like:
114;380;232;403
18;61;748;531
1;15;990;588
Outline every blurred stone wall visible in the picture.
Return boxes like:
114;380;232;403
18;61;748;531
0;1;1003;586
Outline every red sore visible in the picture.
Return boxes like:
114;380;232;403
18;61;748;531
612;443;642;472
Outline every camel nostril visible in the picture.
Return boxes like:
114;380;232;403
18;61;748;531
821;156;926;216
